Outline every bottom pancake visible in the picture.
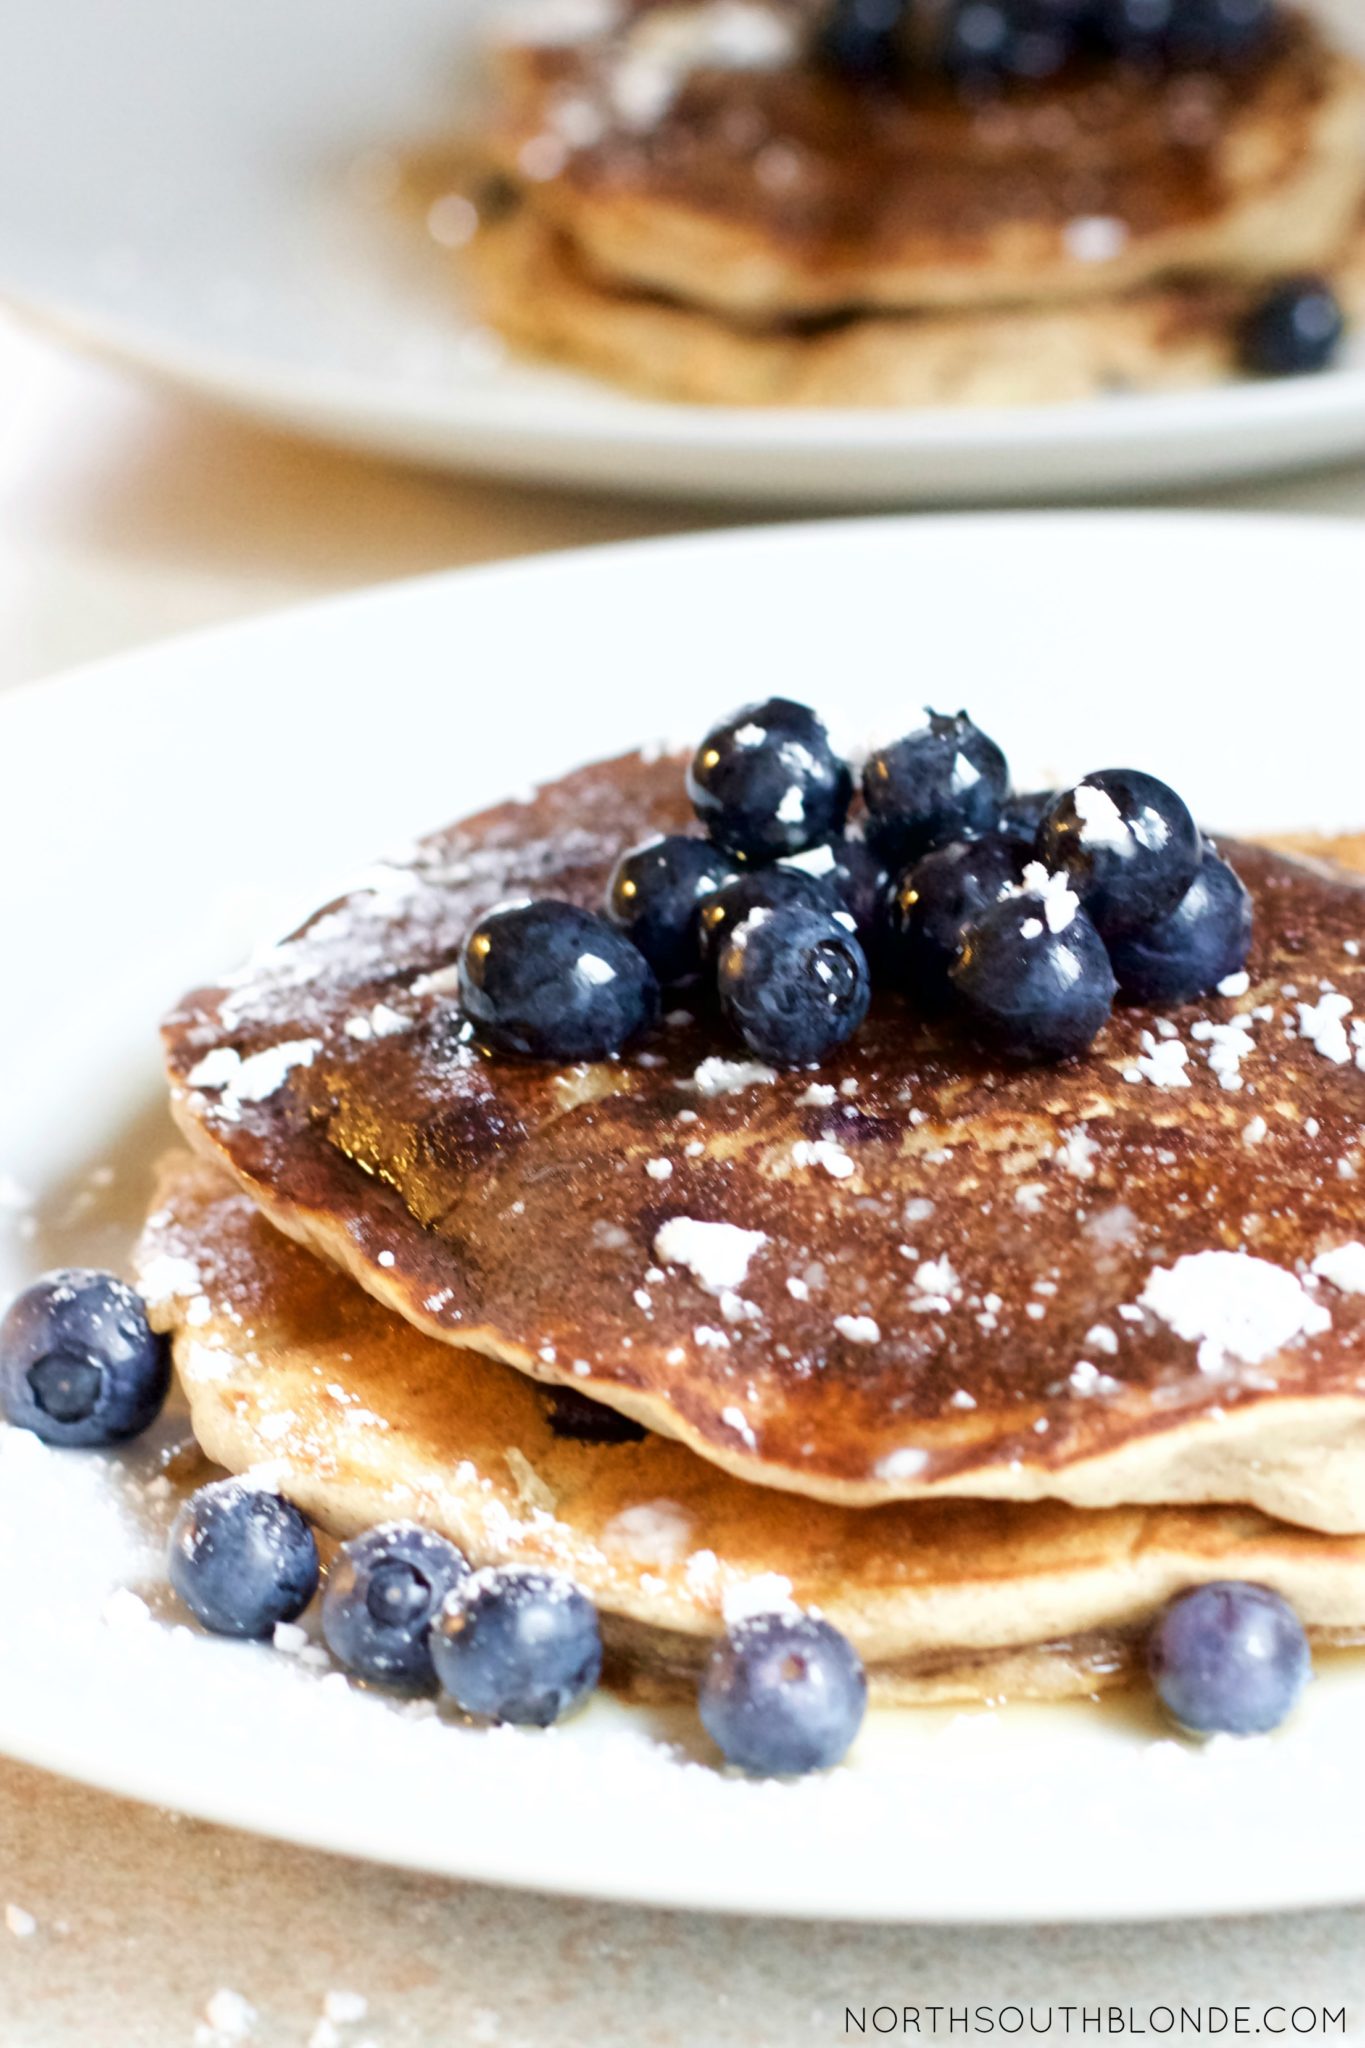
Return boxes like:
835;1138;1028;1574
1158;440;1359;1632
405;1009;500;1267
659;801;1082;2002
137;1152;1365;1706
458;195;1365;409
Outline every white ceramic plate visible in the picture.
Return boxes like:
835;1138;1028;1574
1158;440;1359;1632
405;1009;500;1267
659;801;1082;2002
2;0;1365;506
4;513;1365;1923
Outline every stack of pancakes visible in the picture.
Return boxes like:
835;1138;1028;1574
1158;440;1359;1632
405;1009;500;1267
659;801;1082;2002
432;0;1365;404
138;752;1365;1706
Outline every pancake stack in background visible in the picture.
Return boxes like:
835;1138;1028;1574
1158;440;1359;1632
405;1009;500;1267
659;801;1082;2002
137;747;1365;1710
418;0;1365;404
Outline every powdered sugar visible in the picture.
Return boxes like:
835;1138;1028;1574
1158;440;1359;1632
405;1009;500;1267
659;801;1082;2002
653;1218;766;1293
1139;1251;1331;1376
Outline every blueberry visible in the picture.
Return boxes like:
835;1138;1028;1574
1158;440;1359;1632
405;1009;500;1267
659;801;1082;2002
321;1521;470;1688
168;1478;319;1639
699;865;840;967
459;900;659;1062
717;904;871;1068
1148;1581;1311;1736
862;710;1008;870
818;0;909;80
943;0;1087;83
432;1566;602;1726
687;700;852;865
998;789;1058;847
950;873;1116;1061
884;834;1023;1008
784;834;892;952
1095;0;1176;58
1161;0;1274;63
605;834;735;984
1240;278;1345;379
0;1270;170;1448
543;1385;648;1444
1107;845;1253;1006
1035;770;1201;940
699;1611;867;1776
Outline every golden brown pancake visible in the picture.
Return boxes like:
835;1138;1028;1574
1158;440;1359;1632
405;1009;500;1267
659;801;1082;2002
483;4;1365;321
459;191;1365;407
162;751;1365;1530
137;1152;1365;1705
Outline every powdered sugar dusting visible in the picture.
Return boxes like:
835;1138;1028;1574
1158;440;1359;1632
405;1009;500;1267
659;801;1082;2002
1139;1251;1331;1376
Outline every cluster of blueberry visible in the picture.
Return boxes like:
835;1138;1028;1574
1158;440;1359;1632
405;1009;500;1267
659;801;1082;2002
812;0;1345;381
460;699;1253;1072
0;1268;1317;1752
819;0;1279;88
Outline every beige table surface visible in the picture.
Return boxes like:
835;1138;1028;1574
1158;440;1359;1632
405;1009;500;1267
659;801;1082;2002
4;311;1365;2045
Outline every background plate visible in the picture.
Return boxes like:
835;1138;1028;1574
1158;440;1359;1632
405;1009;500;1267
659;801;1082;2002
3;513;1365;1921
1;0;1365;505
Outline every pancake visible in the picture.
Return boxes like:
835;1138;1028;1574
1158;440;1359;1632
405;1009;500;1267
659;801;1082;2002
136;1151;1365;1705
162;749;1365;1530
459;189;1365;407
483;3;1365;322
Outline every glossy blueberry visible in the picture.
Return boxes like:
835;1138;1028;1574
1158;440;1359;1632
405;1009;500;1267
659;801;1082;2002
950;881;1116;1061
432;1566;602;1726
168;1478;319;1639
883;834;1023;1008
785;834;893;952
321;1522;470;1688
943;0;1087;84
1107;845;1253;1006
459;899;659;1062
687;699;852;865
1240;278;1345;379
0;1270;170;1448
698;864;840;968
862;710;1009;870
605;834;735;984
1148;1581;1311;1736
818;0;910;80
717;905;871;1068
1035;769;1201;940
699;1611;867;1776
998;788;1059;847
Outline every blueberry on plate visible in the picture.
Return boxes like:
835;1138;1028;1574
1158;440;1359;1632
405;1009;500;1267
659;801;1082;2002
168;1478;319;1639
717;904;871;1068
605;834;735;984
321;1522;470;1688
1148;1581;1311;1737
459;899;659;1062
861;710;1008;870
818;0;909;80
699;1610;867;1776
1035;769;1201;939
1240;278;1345;380
950;870;1116;1061
0;1270;170;1447
687;699;852;865
997;788;1058;847
883;833;1023;1009
431;1566;602;1727
1107;844;1253;1006
698;865;840;968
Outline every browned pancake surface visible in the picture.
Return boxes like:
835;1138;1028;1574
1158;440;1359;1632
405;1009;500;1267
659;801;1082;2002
486;8;1365;317
137;1152;1365;1703
163;751;1365;1523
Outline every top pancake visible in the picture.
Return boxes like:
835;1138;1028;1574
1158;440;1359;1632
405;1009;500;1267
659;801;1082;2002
484;3;1365;319
163;750;1365;1530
